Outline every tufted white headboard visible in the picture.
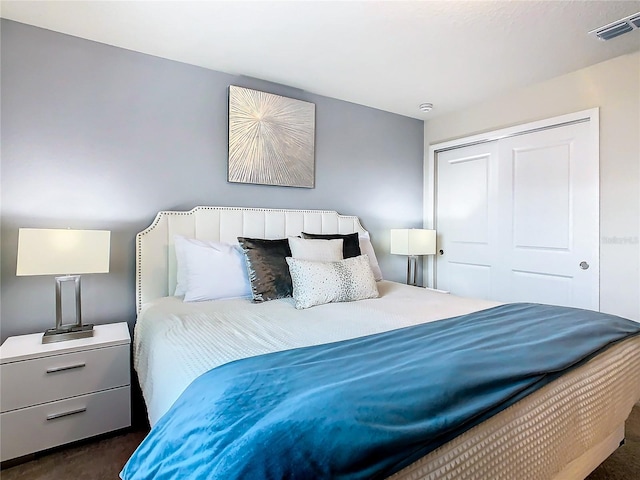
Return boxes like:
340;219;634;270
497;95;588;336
135;206;368;314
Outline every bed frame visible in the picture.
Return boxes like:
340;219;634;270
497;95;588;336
135;205;638;480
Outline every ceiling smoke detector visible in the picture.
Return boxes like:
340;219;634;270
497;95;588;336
590;12;640;41
418;103;434;112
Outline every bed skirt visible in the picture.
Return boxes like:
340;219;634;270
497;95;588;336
390;335;640;480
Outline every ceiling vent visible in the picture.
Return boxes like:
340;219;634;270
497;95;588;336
590;12;640;41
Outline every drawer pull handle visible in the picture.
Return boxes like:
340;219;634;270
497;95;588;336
46;362;86;373
46;407;87;421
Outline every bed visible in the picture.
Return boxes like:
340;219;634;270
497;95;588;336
123;206;640;480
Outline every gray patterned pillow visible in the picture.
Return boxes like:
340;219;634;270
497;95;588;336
285;255;379;309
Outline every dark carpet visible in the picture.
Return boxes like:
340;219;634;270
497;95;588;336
0;429;147;480
2;405;639;479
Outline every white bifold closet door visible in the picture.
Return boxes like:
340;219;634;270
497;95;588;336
435;121;599;310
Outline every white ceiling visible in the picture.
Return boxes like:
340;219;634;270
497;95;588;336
1;1;639;120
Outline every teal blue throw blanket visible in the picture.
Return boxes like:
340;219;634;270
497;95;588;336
121;303;640;480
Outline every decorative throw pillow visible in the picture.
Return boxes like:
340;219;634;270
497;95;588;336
286;255;379;309
238;237;293;302
288;237;344;262
358;232;383;281
173;236;251;302
301;232;361;259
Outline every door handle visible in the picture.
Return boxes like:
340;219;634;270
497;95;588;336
579;261;589;270
439;249;444;255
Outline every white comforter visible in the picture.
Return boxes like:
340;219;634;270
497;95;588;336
134;281;498;426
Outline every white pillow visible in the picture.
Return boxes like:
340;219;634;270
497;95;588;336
286;255;379;309
174;236;251;302
288;237;344;262
358;232;383;281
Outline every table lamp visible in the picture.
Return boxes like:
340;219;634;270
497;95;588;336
16;228;111;343
390;228;436;286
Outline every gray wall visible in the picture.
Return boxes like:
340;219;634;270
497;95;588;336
0;20;424;342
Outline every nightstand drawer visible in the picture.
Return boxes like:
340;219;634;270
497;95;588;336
0;385;131;462
0;344;130;412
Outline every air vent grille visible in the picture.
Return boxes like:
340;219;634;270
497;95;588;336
590;12;640;41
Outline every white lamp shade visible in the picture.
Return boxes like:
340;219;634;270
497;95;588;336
16;228;111;276
390;229;436;256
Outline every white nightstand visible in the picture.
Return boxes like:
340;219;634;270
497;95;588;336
0;322;131;462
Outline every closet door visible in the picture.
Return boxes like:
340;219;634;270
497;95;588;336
495;123;598;309
435;120;599;310
435;141;500;300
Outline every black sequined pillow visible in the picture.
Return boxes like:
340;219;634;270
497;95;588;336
301;232;361;259
237;237;292;302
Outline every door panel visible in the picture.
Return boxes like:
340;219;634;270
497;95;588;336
436;142;499;300
512;143;571;250
497;123;597;309
447;262;492;300
510;270;572;306
444;154;490;244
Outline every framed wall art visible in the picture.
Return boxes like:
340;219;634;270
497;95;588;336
228;85;316;188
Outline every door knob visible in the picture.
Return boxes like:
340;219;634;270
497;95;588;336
579;261;589;270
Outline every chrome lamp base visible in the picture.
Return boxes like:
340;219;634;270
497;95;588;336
42;274;94;344
42;324;94;344
406;255;419;286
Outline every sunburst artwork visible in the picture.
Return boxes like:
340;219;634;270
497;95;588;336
228;86;316;188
